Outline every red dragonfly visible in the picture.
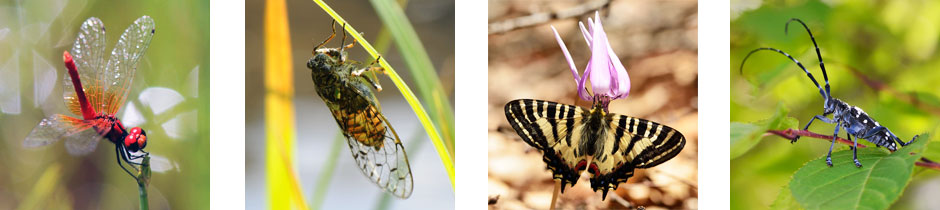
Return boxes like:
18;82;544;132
23;16;156;178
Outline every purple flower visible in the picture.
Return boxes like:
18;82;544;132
552;12;630;108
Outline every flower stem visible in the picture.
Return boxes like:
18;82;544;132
550;180;560;210
765;129;864;148
137;155;152;210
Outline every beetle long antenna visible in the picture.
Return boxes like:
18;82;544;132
785;18;830;98
740;47;827;101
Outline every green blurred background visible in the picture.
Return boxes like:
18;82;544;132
731;0;940;209
0;0;209;209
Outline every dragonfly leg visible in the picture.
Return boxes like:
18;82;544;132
129;149;150;159
120;146;145;166
115;146;138;179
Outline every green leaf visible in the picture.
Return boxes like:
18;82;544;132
789;133;929;210
731;103;799;159
770;184;802;210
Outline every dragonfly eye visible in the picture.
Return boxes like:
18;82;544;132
124;127;147;151
138;128;148;149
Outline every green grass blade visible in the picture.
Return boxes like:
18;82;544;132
369;0;455;156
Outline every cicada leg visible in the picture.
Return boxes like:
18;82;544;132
313;20;337;54
352;56;386;92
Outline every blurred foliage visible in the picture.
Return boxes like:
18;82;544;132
731;0;940;209
0;0;208;209
730;103;797;159
262;0;308;209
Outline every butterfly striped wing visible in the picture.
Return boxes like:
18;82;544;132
504;99;589;189
504;99;686;199
590;114;685;197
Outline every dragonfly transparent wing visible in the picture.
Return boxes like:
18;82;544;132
103;16;155;115
66;17;107;117
23;114;105;155
343;112;414;198
64;118;111;155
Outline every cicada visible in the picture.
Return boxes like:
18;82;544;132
305;20;413;198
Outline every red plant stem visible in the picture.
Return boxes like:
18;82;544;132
917;158;940;171
766;128;866;148
767;129;939;171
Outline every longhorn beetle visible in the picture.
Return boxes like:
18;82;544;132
739;18;918;168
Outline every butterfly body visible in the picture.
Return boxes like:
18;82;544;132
505;99;685;199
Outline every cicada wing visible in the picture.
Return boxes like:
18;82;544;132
24;114;104;156
103;16;155;114
66;17;107;117
340;110;413;198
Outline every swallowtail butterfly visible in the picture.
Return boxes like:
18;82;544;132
504;98;685;199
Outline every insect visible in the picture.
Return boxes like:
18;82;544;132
740;18;918;167
306;20;413;198
504;96;686;199
23;16;156;178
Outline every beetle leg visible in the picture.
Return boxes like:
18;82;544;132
826;121;841;167
795;115;834;143
850;134;862;167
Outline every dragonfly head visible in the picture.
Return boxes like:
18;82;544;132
124;127;148;152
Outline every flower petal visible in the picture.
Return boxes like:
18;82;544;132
589;12;612;98
578;21;592;48
579;59;592;101
607;41;630;99
551;26;581;85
